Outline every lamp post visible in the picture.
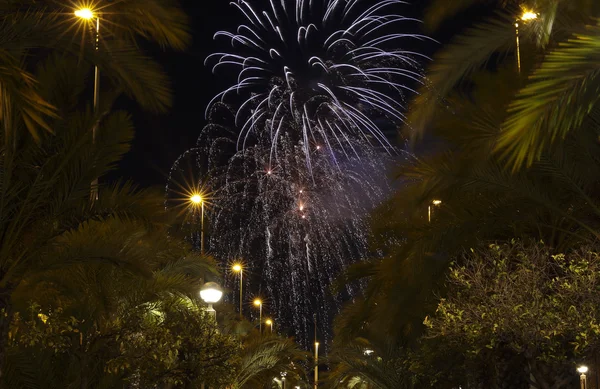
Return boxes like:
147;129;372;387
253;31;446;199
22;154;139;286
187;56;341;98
190;194;205;254
314;341;319;389
75;7;101;200
428;199;442;222
253;298;263;332
266;319;273;333
199;282;223;320
232;263;243;317
578;366;588;389
515;10;538;74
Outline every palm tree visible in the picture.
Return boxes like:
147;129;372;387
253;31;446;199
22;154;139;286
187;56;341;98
0;53;179;384
232;332;308;388
325;337;413;389
6;249;223;389
409;0;600;169
338;62;600;342
0;0;190;141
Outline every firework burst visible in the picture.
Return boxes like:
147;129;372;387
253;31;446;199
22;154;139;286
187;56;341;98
206;0;427;166
168;103;396;347
169;0;426;347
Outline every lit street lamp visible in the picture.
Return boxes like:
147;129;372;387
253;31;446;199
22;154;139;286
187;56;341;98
75;7;101;200
428;199;442;222
254;298;263;332
577;365;588;389
314;341;319;389
200;282;223;320
266;318;273;333
190;193;205;254
515;9;538;73
232;263;243;317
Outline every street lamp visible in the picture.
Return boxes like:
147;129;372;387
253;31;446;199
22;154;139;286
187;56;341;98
577;366;588;389
200;282;223;320
253;298;263;332
266;318;273;333
515;9;538;73
428;199;442;222
75;7;101;200
190;193;205;254
232;263;243;318
314;341;319;389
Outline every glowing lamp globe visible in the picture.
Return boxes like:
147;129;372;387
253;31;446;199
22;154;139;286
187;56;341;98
190;194;202;204
232;263;242;272
578;366;588;374
200;282;223;304
75;8;94;20
521;11;538;21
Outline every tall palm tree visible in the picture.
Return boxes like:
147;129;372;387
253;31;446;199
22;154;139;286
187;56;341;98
0;53;179;384
0;0;190;141
338;63;600;342
409;0;600;169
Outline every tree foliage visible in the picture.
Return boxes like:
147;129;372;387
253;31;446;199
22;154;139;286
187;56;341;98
425;241;600;389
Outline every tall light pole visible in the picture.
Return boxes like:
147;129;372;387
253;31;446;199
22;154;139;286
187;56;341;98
578;366;588;389
516;10;538;74
266;319;273;333
190;194;205;254
253;298;263;332
314;313;318;389
428;199;442;223
75;7;100;200
314;341;319;389
232;263;243;318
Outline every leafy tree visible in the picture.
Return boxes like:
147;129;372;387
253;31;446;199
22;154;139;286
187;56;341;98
425;241;600;389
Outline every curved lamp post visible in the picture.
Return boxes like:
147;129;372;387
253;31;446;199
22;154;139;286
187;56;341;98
75;7;101;200
266;318;273;333
190;193;205;254
253;298;263;332
200;282;223;320
232;263;243;317
578;366;588;389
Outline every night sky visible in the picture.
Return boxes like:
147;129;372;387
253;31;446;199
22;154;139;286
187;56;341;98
108;0;471;188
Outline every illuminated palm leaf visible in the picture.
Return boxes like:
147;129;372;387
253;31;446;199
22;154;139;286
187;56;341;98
497;22;600;170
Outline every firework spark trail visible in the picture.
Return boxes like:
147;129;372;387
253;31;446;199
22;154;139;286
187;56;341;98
168;105;397;347
206;0;429;165
168;0;426;347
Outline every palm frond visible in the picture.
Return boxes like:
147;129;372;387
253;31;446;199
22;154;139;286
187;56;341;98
406;12;519;139
497;21;600;170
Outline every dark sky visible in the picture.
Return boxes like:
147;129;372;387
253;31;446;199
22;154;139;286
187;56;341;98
110;0;475;188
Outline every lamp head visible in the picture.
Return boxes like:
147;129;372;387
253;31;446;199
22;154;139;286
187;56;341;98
199;282;223;304
232;263;242;272
74;8;94;20
578;366;589;374
190;194;202;204
521;10;538;21
253;298;262;306
266;319;273;325
432;199;442;205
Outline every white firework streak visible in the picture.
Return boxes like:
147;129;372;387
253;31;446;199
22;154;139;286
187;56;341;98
205;0;430;157
190;0;429;348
